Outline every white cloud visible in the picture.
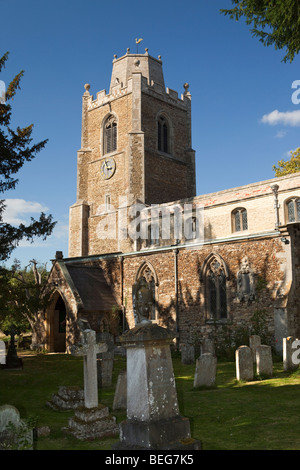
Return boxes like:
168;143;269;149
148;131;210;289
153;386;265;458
261;109;300;126
275;130;287;138
2;199;49;225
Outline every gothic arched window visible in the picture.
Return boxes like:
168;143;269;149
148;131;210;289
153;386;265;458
286;197;300;223
232;208;248;232
200;253;229;321
133;262;158;324
103;115;117;155
157;115;170;154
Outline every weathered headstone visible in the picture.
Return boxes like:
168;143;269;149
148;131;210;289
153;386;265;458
283;336;299;372
113;322;201;450
0;405;33;450
200;338;215;356
256;345;272;377
113;370;127;410
46;386;84;411
65;320;119;440
193;353;217;388
0;340;6;365
181;343;195;364
249;335;261;363
97;332;114;388
235;345;253;381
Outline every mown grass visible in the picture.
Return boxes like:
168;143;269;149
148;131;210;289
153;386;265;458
1;351;300;450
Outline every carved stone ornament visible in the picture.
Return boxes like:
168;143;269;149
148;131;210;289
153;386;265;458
236;256;255;303
132;276;154;325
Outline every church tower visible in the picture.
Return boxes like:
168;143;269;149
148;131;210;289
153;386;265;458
68;48;196;258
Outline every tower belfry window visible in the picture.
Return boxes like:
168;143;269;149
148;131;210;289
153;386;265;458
157;115;169;154
104;116;117;154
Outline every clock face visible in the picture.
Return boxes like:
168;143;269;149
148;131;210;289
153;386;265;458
100;157;116;180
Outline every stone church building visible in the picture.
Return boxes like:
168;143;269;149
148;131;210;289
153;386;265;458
40;48;300;355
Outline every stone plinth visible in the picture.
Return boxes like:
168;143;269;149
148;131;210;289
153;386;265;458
113;322;201;450
65;404;119;440
46;386;84;411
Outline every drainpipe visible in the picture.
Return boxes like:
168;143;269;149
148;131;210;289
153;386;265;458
119;256;126;333
271;183;280;229
174;248;179;348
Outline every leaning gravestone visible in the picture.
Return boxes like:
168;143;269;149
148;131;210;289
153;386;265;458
193;353;217;388
283;336;299;372
249;335;261;363
64;319;119;440
113;370;127;410
0;405;33;450
256;345;272;377
235;345;253;381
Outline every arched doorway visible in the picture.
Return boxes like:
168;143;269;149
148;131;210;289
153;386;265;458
48;293;67;352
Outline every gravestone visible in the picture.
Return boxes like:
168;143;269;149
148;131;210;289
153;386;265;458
46;386;84;411
283;336;299;372
235;345;253;381
113;322;201;450
65;319;119;440
256;345;272;377
97;332;114;388
181;343;195;364
193;353;217;388
3;326;23;370
200;338;215;356
249;335;261;363
0;340;6;365
113;370;127;410
0;405;33;450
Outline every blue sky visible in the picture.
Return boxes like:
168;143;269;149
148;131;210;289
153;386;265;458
1;0;300;269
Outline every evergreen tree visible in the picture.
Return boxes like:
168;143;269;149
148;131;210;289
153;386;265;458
0;52;56;261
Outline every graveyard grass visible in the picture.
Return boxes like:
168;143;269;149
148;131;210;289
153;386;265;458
1;351;300;450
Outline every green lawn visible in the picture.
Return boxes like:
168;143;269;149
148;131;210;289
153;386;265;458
1;351;300;450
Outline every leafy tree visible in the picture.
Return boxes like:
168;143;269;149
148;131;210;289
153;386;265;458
0;259;53;348
220;0;300;63
0;52;56;261
273;147;300;176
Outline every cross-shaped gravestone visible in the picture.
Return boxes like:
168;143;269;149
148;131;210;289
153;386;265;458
4;325;22;369
70;320;107;409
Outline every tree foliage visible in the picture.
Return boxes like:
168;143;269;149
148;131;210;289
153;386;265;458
0;52;56;261
0;260;53;343
220;0;300;63
273;147;300;176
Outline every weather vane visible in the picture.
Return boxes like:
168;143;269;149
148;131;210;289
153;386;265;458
135;37;143;53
